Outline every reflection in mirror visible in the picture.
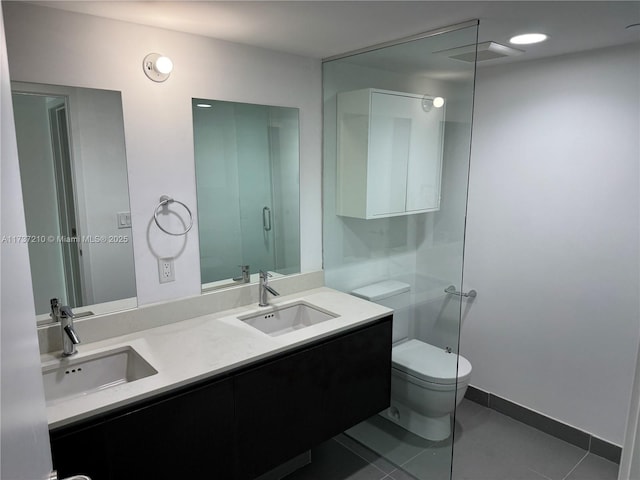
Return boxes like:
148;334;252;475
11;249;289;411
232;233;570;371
192;99;300;290
11;82;137;321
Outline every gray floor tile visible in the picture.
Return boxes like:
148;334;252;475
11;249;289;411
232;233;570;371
299;400;600;480
405;442;552;480
345;414;435;466
402;445;453;480
564;453;619;480
334;433;397;474
385;467;421;480
283;438;388;480
451;401;587;480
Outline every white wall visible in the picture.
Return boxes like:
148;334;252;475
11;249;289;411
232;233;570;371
0;5;53;478
462;43;640;445
3;2;322;306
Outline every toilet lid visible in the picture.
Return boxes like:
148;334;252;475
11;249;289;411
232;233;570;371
392;339;472;385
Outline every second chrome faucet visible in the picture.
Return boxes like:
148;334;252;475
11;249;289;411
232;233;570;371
50;298;81;356
258;270;280;307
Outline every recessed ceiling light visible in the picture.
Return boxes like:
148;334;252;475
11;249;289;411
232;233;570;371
509;33;548;45
196;104;212;108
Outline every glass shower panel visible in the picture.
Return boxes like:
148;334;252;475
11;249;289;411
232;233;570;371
322;22;477;480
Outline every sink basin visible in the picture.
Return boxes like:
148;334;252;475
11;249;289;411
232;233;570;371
42;346;157;405
239;302;338;337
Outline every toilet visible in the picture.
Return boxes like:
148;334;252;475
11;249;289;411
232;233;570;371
352;280;472;441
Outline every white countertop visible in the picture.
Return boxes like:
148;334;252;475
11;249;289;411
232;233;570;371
43;287;391;430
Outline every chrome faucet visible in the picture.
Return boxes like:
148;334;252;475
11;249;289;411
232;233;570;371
233;265;251;283
258;270;280;307
50;298;80;356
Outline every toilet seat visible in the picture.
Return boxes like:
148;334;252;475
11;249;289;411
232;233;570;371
392;339;472;385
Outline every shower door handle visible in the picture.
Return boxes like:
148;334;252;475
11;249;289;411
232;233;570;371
263;206;272;231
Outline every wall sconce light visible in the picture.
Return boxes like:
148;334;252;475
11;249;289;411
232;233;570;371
143;53;173;82
422;95;445;112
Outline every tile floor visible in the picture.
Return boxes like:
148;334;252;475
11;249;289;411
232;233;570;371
283;399;620;480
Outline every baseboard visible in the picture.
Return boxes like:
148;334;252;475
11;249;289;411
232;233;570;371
464;386;621;464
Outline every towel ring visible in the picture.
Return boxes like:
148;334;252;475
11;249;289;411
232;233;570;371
153;195;193;236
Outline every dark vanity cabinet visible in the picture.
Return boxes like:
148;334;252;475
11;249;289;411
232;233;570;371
50;377;235;480
235;345;326;479
106;378;235;479
50;420;109;480
50;316;392;480
235;317;392;479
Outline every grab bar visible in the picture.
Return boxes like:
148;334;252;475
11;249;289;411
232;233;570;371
445;285;477;298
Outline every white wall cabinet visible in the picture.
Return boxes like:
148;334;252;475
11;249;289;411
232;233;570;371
336;88;445;219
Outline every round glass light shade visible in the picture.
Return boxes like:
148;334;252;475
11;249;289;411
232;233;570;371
155;56;173;74
143;53;173;82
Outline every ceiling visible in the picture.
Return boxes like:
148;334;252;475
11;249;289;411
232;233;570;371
32;1;640;64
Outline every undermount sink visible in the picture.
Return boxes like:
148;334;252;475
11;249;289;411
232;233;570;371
42;346;158;405
239;302;339;337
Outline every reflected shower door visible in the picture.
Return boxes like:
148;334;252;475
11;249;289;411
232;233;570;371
235;103;277;275
194;100;300;287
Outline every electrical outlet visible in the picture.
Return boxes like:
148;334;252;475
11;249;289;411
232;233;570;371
158;257;175;283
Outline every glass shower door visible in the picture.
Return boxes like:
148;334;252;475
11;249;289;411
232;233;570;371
322;21;478;480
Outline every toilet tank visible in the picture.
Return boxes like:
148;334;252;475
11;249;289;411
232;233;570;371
352;280;411;343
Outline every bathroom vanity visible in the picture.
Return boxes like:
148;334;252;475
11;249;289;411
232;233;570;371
43;287;392;480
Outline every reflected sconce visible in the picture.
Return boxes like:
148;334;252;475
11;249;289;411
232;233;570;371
143;53;173;82
422;95;445;112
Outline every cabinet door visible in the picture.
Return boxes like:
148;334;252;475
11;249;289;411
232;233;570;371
51;422;110;480
234;318;392;479
369;91;444;216
319;317;392;439
106;378;234;479
404;96;444;213
234;346;325;479
369;92;412;217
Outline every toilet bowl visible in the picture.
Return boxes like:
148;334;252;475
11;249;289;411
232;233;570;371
352;280;472;441
388;339;471;441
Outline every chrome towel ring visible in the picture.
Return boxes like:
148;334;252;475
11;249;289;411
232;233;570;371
153;195;193;236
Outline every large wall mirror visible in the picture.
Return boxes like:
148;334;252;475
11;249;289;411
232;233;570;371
11;82;137;321
192;98;300;290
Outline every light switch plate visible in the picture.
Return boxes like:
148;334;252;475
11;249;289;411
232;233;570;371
117;211;132;229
